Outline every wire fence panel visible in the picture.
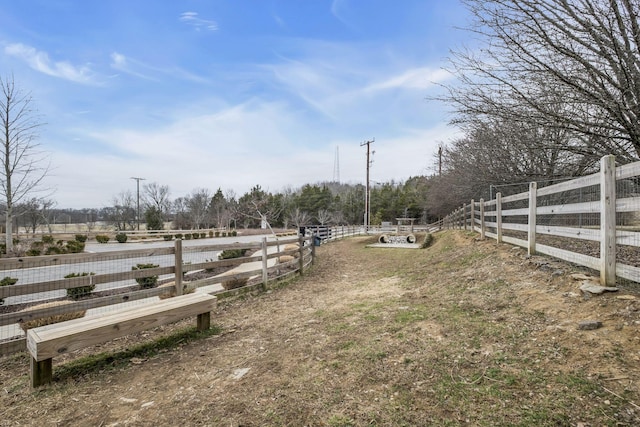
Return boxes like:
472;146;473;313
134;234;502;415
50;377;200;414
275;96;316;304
444;155;640;288
0;234;316;354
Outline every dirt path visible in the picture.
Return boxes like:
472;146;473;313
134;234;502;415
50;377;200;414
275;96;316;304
2;231;640;426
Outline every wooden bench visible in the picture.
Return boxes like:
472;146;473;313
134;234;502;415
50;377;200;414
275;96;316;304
26;292;217;387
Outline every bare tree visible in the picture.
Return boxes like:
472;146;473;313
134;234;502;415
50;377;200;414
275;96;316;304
289;207;311;229
186;188;211;229
316;209;333;225
442;0;640;161
142;182;171;222
0;76;49;252
108;191;136;231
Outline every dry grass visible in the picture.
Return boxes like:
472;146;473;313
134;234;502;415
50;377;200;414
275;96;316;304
1;231;640;426
18;301;86;331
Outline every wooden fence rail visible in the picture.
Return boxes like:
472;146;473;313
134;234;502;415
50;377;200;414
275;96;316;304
441;155;640;287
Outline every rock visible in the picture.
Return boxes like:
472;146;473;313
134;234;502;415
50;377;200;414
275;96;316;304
579;281;618;294
571;273;595;281
616;295;637;301
578;320;603;330
230;367;250;380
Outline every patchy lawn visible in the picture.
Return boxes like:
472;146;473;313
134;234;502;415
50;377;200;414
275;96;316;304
1;231;640;426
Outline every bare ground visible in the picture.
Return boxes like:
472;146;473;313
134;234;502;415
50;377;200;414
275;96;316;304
2;231;640;426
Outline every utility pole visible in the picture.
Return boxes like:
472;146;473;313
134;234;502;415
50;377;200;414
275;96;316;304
438;144;442;176
130;177;146;230
360;138;374;232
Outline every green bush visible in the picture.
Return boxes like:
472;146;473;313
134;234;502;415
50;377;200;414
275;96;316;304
192;233;200;239
163;234;173;241
421;233;434;249
115;232;128;243
65;272;96;300
200;232;206;238
0;276;18;305
209;231;214;238
96;235;110;243
231;230;237;236
174;233;183;240
66;240;85;253
45;246;63;255
26;249;41;256
218;248;248;260
215;231;220;237
41;235;55;244
184;233;192;240
221;232;227;237
222;277;248;290
75;234;88;242
132;263;159;289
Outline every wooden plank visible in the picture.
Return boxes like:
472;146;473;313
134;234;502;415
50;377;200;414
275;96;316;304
536;172;599;197
501;236;527;248
617;263;640;283
0;266;175;299
501;192;529;203
27;293;217;361
0;247;175;270
535;225;600;242
528;182;537;256
536;200;600;215
496;192;503;243
501;223;528;232
501;207;530;217
616;196;640;213
616;161;640;180
0;337;26;356
182;242;261;253
536;244;600;271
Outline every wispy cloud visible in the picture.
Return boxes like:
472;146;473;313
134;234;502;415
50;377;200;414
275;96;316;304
364;67;452;93
4;43;97;84
109;52;155;80
179;12;218;32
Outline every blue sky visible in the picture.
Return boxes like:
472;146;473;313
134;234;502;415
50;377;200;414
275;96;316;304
0;0;469;208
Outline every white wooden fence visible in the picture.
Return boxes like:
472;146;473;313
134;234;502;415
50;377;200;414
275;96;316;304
443;155;640;287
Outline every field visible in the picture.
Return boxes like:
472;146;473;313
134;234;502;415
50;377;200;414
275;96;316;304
1;231;640;426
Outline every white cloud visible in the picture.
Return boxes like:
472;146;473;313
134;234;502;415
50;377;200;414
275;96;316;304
4;43;97;84
364;67;452;93
179;11;218;32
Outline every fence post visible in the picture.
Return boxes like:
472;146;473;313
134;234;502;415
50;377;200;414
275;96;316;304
261;237;268;286
496;192;502;243
174;238;183;296
528;182;537;256
470;199;474;232
600;155;616;286
299;234;306;274
462;203;467;231
480;198;485;239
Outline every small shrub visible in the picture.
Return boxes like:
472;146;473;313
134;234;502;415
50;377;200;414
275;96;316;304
192;233;200;239
421;233;434;248
26;249;41;256
66;240;85;253
215;231;220;237
231;230;237;236
209;231;214;238
45;246;63;255
41;235;55;244
163;234;173;241
31;241;44;249
132;263;159;289
0;277;18;305
96;235;110;243
75;234;88;242
65;272;96;300
200;232;206;238
218;248;248;260
115;232;128;243
184;233;192;240
222;277;248;290
174;233;183;239
56;240;65;246
18;301;86;331
221;232;227;237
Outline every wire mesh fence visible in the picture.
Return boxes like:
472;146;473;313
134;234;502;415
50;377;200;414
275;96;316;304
444;155;640;288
